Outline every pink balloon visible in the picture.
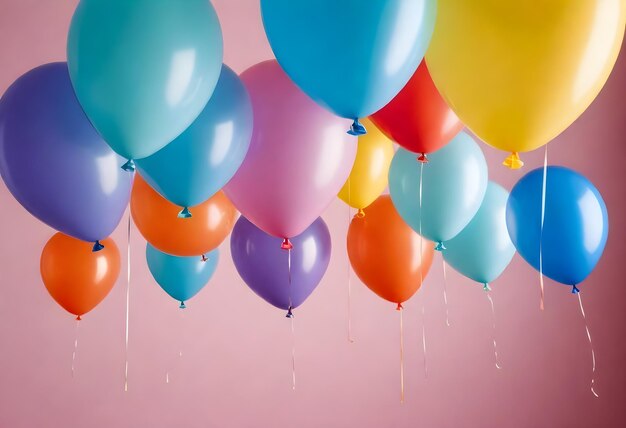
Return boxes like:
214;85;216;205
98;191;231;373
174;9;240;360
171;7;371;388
224;60;356;241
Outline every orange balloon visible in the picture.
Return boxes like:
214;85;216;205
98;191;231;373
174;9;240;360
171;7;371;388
40;233;120;319
131;175;237;256
347;195;435;306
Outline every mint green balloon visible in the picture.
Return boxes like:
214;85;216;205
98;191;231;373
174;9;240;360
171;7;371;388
67;0;223;162
443;182;516;287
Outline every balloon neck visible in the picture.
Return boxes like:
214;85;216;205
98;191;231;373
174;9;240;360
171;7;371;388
179;301;187;309
572;284;580;294
286;307;294;318
92;240;104;252
417;153;429;163
178;207;192;219
281;238;293;250
483;283;491;292
355;208;365;219
396;303;403;311
347;118;367;136
502;152;524;169
434;241;446;251
201;254;208;262
75;315;82;321
121;159;136;172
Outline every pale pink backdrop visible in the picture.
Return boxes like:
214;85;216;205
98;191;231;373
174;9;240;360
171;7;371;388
0;1;625;427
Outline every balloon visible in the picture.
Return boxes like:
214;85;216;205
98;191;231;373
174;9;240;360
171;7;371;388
231;216;331;313
370;61;463;160
348;195;434;306
136;65;253;215
426;0;626;168
224;60;356;245
40;233;120;319
261;0;436;133
389;132;488;249
0;63;132;247
443;182;515;289
131;175;236;257
507;167;608;289
337;119;395;214
67;0;223;164
146;244;219;308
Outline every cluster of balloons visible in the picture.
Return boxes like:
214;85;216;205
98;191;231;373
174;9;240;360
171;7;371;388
0;0;620;320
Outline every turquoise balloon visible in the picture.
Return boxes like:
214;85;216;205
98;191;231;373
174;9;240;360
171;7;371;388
146;244;219;308
443;182;516;288
136;65;253;213
261;0;436;130
389;132;488;248
67;0;223;162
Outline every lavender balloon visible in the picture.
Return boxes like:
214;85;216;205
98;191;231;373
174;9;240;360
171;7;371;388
0;63;132;248
231;216;331;314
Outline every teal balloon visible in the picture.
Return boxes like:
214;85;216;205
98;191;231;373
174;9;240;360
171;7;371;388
389;132;488;247
261;0;436;122
146;244;219;307
443;182;516;287
67;0;223;161
136;65;253;211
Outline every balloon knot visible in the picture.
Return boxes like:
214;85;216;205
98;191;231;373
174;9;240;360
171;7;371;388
434;241;446;251
177;207;192;219
281;238;293;250
201;254;208;262
483;283;492;292
355;208;365;219
417;153;429;163
502;152;524;169
572;284;580;294
286;307;294;318
396;303;403;311
76;315;82;321
121;159;136;172
179;301;187;309
347;118;367;136
92;240;104;252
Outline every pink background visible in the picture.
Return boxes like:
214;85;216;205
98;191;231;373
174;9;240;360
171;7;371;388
1;1;625;427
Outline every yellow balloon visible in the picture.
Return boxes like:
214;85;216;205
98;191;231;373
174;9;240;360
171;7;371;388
426;0;626;169
338;119;395;214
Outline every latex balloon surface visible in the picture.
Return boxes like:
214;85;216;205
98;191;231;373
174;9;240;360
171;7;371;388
347;195;434;305
41;233;120;318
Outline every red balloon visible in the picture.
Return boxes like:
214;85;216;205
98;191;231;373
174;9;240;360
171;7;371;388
370;61;463;161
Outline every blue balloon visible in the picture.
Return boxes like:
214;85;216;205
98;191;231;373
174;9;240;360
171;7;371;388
0;63;132;246
136;65;253;215
506;166;608;289
389;132;488;249
261;0;436;133
444;182;515;288
146;244;219;308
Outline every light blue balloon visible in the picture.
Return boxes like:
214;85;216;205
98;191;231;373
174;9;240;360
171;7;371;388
261;0;436;133
136;65;253;215
67;0;223;163
389;132;488;248
146;244;219;308
443;182;515;289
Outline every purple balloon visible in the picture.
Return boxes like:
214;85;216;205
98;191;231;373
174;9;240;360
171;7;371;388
231;216;331;312
0;63;132;244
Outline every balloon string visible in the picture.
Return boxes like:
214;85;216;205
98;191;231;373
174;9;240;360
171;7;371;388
288;248;292;309
71;319;80;378
577;292;599;397
399;306;404;404
421;304;427;379
165;306;186;384
291;315;296;391
539;145;548;311
124;213;131;392
347;179;354;343
486;291;502;369
418;162;427;379
442;259;450;327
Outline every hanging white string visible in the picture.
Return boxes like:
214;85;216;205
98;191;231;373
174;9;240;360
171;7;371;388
165;307;186;384
486;289;502;369
418;161;427;379
124;213;131;392
399;307;404;404
347;178;355;343
442;260;450;327
538;145;548;310
71;319;80;378
287;247;296;390
576;292;599;397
